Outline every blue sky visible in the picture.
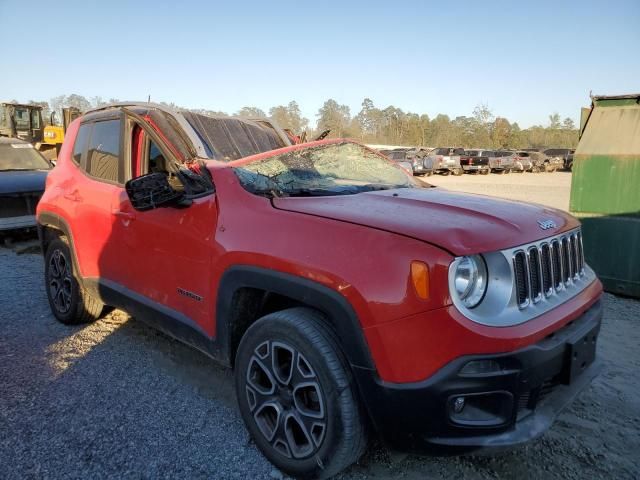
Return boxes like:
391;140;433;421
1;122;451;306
1;0;638;128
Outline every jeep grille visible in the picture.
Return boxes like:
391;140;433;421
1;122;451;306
513;230;585;309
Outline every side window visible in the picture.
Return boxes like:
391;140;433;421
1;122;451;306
86;119;122;183
73;123;91;164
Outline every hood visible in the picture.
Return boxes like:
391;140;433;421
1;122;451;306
272;187;579;256
0;170;48;195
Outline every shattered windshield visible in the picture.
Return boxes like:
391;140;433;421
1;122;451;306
235;142;414;197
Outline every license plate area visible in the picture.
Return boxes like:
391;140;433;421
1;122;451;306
564;324;599;384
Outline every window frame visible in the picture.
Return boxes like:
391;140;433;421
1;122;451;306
72;123;91;166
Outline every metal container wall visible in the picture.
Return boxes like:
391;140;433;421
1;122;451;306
570;94;640;298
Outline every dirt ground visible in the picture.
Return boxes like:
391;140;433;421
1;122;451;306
0;172;638;479
423;170;572;211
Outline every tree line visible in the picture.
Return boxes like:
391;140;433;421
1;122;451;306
19;94;578;149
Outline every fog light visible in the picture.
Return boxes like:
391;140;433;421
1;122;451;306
448;391;513;427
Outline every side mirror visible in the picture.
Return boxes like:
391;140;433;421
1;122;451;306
125;172;186;211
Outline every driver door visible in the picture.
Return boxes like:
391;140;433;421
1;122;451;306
106;113;217;335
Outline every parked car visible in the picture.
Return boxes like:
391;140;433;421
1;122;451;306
526;151;546;172
511;151;535;172
0;137;51;232
37;102;603;479
425;147;464;175
380;149;419;175
543;148;575;171
459;149;491;174
492;150;516;174
521;149;563;172
406;147;434;176
378;148;434;176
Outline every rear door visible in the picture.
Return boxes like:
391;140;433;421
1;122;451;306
69;115;127;279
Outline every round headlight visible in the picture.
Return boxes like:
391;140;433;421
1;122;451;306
453;255;487;308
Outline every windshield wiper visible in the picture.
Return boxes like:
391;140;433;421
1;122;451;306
284;187;349;197
356;183;411;192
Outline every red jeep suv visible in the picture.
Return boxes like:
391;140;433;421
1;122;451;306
37;103;603;479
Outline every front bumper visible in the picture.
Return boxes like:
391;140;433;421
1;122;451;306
353;299;603;450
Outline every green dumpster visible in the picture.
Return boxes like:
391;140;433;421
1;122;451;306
570;93;640;298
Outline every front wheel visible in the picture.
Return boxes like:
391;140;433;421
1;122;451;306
235;308;368;479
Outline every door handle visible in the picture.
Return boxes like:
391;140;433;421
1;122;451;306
112;210;136;221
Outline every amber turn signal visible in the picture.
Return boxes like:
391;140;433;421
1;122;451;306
411;261;430;300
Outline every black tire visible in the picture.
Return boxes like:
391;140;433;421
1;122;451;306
44;237;104;325
235;308;368;479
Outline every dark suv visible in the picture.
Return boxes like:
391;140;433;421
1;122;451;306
37;103;603;479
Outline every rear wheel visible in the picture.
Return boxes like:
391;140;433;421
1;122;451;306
235;308;368;479
45;237;104;325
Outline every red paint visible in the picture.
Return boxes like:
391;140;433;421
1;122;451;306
37;120;603;384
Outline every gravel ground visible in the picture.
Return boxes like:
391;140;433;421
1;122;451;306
1;173;639;479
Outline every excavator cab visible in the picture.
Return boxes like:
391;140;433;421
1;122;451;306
0;102;44;144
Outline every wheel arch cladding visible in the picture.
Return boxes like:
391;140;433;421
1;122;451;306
38;212;73;255
216;265;376;371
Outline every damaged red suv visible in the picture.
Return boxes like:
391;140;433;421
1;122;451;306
37;103;603;479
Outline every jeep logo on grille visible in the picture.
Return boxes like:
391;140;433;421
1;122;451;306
537;219;557;230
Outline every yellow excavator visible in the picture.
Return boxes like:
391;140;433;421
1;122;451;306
0;103;81;160
41;107;81;158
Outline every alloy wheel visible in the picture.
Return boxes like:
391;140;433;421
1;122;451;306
48;249;73;314
245;340;326;459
